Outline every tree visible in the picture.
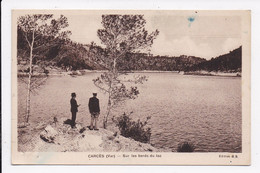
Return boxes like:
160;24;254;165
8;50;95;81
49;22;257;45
93;15;159;128
54;41;89;71
17;14;71;125
87;41;109;70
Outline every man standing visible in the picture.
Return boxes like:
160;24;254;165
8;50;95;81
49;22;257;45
88;92;100;130
70;92;80;128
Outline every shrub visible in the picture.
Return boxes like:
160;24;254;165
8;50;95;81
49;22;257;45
114;112;151;143
177;142;195;152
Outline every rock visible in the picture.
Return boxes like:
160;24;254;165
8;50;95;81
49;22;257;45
18;122;30;128
77;134;103;151
34;122;46;130
40;125;58;143
75;123;82;129
79;127;86;133
107;135;116;141
69;70;82;76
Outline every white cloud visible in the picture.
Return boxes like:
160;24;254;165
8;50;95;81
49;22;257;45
222;38;242;53
150;31;241;60
151;34;214;59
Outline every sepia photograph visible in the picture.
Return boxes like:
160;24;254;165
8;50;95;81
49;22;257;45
11;10;251;165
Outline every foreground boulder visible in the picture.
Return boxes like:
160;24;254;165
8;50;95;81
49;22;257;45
40;125;58;143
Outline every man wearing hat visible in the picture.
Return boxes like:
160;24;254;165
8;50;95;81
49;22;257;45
88;92;100;130
70;92;80;128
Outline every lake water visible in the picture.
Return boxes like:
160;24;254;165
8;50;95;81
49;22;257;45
18;72;241;152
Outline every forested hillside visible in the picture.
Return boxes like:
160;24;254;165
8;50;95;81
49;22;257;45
117;53;206;71
188;46;242;72
17;26;107;71
17;25;241;73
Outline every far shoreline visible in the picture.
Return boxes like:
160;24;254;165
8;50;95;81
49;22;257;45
17;69;241;78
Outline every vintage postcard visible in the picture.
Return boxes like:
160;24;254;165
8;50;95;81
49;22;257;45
12;10;251;165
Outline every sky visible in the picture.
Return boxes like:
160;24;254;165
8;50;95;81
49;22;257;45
64;12;242;60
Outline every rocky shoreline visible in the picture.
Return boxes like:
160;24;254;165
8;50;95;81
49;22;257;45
17;68;241;78
183;70;241;77
18;118;161;152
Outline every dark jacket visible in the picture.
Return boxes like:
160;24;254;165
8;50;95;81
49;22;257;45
70;98;78;112
88;97;100;113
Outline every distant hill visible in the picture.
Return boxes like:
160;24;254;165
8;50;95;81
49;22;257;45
117;53;206;71
100;46;242;72
188;46;242;72
17;25;242;73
